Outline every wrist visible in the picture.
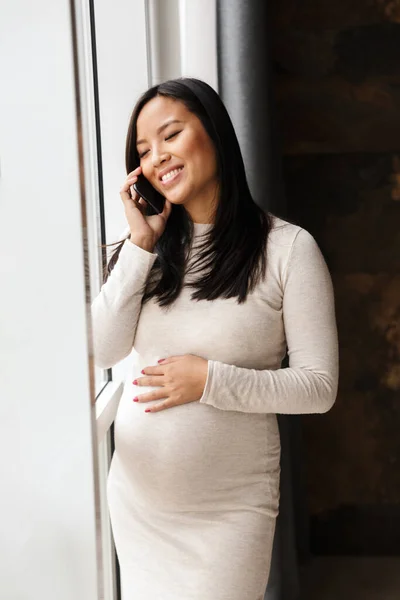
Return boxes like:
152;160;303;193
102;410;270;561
129;235;155;253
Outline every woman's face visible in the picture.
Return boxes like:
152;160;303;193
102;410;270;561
136;96;219;217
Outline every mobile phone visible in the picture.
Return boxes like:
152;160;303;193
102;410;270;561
133;174;165;215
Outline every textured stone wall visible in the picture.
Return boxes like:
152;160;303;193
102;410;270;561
270;0;400;552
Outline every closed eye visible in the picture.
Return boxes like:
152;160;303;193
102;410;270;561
165;130;181;141
138;131;181;159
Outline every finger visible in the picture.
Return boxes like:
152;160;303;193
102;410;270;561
129;186;146;207
123;169;142;192
145;401;171;413
126;166;142;178
140;365;164;376
120;176;138;195
137;197;148;208
133;390;168;403
120;179;141;209
125;173;139;186
134;376;164;387
128;196;146;216
160;199;173;221
157;356;182;365
132;197;146;216
120;188;141;211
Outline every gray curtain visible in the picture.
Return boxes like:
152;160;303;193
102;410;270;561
216;2;305;598
216;0;285;216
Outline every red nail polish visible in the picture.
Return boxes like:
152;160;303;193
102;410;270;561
132;380;138;385
141;369;145;374
133;397;138;402
145;409;151;413
158;359;165;364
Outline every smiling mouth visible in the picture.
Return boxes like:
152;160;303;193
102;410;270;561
160;167;184;186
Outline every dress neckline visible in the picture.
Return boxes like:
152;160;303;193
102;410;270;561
193;222;213;235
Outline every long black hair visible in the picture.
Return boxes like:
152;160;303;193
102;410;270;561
106;77;272;306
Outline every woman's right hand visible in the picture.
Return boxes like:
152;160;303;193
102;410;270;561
120;166;172;252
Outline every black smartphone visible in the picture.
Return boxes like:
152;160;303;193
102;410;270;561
133;174;166;215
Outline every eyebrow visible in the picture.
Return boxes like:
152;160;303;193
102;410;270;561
136;119;183;146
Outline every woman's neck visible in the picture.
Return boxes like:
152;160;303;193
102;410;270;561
184;180;219;224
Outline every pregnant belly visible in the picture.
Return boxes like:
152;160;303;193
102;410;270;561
112;383;280;512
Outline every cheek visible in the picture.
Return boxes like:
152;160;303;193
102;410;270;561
140;160;155;182
185;137;217;176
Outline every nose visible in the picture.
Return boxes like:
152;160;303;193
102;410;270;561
152;148;171;168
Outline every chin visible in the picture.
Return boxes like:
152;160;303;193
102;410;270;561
164;192;188;205
167;198;187;207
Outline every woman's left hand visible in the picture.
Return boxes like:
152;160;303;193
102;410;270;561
133;354;208;413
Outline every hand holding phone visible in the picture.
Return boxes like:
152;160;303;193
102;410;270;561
120;167;171;251
133;174;166;216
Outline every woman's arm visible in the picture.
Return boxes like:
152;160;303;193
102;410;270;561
91;240;157;369
199;229;339;414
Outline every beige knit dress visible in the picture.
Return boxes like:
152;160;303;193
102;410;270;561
91;216;338;600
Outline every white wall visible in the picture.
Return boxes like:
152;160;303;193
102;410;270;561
0;1;99;599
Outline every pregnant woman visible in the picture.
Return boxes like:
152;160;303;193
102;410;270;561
91;77;339;600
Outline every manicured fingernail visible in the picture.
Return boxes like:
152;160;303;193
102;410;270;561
145;409;151;413
141;369;145;374
133;397;138;402
132;379;138;385
158;359;165;364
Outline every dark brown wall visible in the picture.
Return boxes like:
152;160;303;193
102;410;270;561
270;0;400;553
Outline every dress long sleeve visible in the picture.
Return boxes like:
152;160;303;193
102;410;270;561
91;240;157;369
199;228;339;414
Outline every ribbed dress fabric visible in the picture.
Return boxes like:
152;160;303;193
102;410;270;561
91;217;338;600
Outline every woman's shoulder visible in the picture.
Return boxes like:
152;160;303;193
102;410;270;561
265;214;322;278
268;214;305;248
